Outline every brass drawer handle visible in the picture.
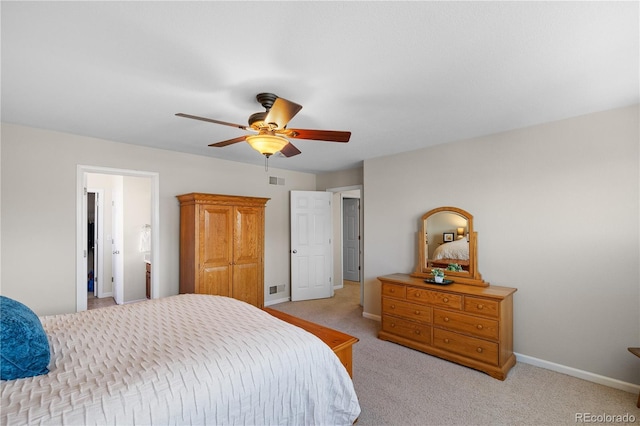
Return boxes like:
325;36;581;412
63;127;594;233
444;338;450;343
415;292;421;297
391;323;396;328
415;310;420;315
477;347;483;353
390;288;395;293
415;330;421;335
477;304;484;310
391;305;396;309
476;324;483;330
443;297;449;303
443;317;450;322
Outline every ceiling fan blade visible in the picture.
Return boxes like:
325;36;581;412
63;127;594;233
208;135;248;147
284;128;351;142
280;142;302;157
176;113;249;130
264;97;302;129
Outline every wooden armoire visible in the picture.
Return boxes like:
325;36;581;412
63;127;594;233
177;193;269;308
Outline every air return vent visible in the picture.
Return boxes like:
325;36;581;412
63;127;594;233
268;176;285;185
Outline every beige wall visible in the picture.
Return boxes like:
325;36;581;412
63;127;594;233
0;123;316;315
363;105;639;384
316;167;363;190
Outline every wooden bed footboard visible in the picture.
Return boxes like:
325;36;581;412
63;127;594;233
264;308;358;377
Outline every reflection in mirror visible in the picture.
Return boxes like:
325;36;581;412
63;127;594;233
425;211;469;272
413;206;486;287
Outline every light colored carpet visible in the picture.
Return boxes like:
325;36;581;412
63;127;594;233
270;282;638;425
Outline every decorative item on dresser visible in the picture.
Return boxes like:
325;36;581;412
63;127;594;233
378;206;518;380
177;193;269;308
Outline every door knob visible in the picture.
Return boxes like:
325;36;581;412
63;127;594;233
292;249;297;254
113;250;120;254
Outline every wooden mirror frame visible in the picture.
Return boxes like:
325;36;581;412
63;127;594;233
411;206;487;287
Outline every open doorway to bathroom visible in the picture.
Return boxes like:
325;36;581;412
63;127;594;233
86;189;116;310
76;166;159;312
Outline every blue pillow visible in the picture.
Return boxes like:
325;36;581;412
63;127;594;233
1;296;50;380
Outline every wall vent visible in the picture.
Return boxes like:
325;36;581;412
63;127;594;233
268;176;285;186
269;285;277;294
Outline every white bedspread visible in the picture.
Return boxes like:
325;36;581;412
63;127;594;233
432;238;469;260
1;294;360;425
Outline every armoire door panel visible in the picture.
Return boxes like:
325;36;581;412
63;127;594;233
201;206;233;266
234;207;262;263
232;263;260;306
201;266;231;297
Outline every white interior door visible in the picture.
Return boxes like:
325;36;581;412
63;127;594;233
112;190;124;305
343;197;360;281
290;191;333;301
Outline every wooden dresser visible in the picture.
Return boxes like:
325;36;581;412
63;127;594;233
378;273;516;380
177;193;269;308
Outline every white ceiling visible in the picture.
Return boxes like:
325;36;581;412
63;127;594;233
2;1;638;173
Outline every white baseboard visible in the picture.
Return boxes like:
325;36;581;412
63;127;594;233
265;297;290;306
124;298;147;305
361;313;638;394
363;311;381;321
515;353;639;394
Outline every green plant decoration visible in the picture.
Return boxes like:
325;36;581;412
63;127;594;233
431;268;445;278
446;263;463;272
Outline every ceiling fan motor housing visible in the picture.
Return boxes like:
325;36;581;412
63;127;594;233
249;93;279;129
256;92;277;110
248;111;268;129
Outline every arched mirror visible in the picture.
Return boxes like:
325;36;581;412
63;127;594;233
412;206;486;287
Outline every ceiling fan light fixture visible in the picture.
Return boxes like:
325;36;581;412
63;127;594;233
246;134;289;157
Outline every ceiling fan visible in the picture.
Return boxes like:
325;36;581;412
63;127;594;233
176;93;351;159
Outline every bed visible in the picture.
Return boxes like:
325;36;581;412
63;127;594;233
429;238;470;270
432;237;469;261
1;294;361;425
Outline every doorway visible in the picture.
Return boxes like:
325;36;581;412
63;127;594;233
327;186;363;306
76;166;159;312
342;197;360;282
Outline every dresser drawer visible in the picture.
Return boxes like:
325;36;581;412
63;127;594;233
383;298;432;324
433;309;499;340
406;287;462;310
382;283;406;299
433;328;498;365
464;297;499;318
383;315;431;345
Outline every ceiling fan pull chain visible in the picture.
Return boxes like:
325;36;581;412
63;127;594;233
264;155;269;172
